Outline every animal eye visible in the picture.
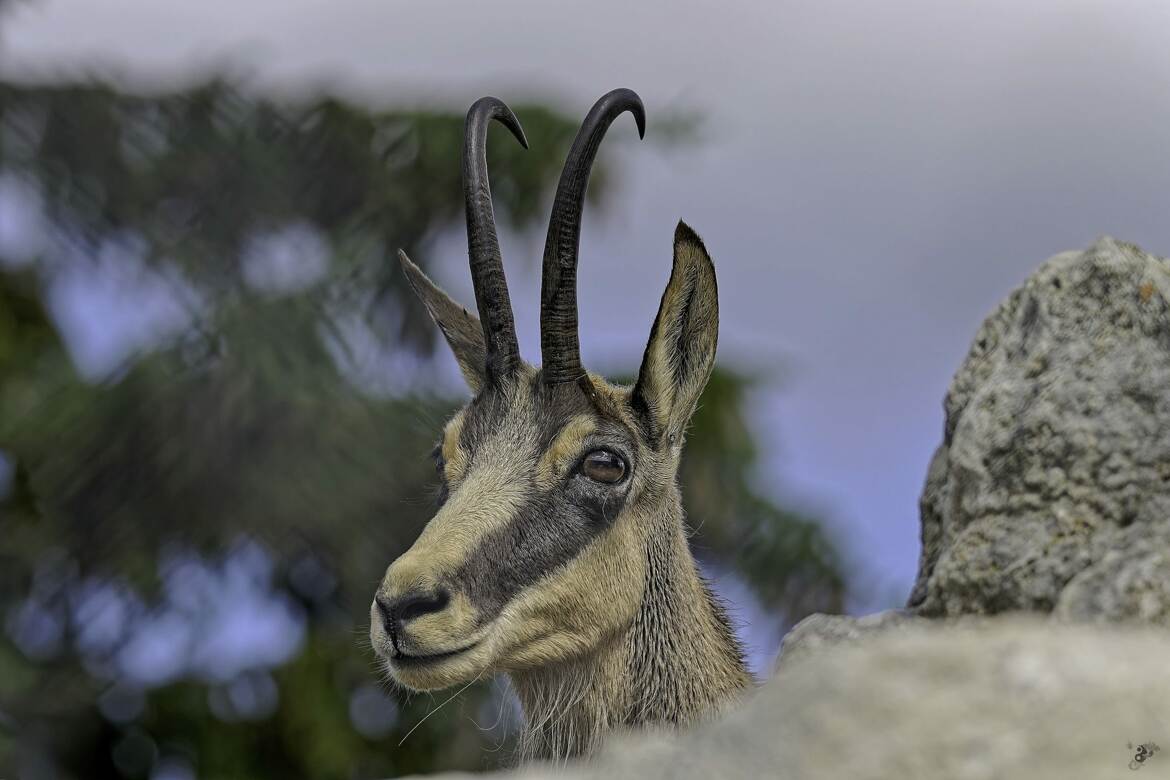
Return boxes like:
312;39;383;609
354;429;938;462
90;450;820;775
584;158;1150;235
580;450;626;484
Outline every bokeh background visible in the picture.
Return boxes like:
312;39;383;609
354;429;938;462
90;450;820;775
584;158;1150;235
2;1;1169;777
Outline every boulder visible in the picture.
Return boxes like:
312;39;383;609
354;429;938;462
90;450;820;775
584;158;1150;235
781;237;1170;665
774;608;922;668
909;236;1170;620
415;620;1170;779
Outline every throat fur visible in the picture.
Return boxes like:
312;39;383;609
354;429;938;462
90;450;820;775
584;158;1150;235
510;525;752;763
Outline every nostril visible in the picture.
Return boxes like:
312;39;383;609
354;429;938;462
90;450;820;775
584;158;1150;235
377;589;450;638
396;588;450;623
375;595;397;637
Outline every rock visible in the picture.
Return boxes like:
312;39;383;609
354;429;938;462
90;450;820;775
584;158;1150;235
908;237;1170;620
774;608;922;669
778;237;1170;666
413;620;1170;779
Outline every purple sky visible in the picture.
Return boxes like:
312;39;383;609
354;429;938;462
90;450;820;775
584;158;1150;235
4;0;1170;614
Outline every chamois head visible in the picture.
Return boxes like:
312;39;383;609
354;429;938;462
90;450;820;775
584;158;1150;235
371;89;721;694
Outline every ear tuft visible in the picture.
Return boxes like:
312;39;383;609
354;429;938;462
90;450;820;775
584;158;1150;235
631;223;719;445
398;250;488;393
673;219;707;252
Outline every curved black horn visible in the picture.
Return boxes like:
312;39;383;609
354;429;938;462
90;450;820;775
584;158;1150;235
464;96;528;380
540;88;646;385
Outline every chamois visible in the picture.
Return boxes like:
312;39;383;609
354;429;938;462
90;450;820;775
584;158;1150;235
370;89;752;762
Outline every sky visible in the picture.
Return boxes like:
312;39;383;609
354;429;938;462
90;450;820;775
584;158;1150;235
4;0;1170;612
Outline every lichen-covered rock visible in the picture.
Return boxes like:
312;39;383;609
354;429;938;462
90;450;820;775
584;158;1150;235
908;236;1170;620
413;621;1170;779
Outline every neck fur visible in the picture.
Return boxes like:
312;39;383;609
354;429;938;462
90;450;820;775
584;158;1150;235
508;509;752;763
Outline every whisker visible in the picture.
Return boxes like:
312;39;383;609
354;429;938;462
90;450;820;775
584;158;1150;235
397;672;484;747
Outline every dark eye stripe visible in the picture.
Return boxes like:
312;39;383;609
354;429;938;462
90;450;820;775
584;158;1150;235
454;488;618;622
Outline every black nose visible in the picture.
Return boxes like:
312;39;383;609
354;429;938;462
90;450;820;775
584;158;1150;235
376;588;450;635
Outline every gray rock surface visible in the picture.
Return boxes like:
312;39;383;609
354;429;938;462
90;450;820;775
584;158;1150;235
774;608;922;669
908;236;1170;620
414;620;1170;779
780;237;1170;666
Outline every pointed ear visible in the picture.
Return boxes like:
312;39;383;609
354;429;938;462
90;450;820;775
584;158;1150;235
398;250;487;393
631;221;719;445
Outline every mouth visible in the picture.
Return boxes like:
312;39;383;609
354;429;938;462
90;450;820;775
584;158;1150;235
390;639;480;667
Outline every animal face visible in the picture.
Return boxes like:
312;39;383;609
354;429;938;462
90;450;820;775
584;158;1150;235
370;91;719;692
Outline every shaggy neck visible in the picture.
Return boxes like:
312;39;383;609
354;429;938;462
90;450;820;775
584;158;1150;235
509;505;751;762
